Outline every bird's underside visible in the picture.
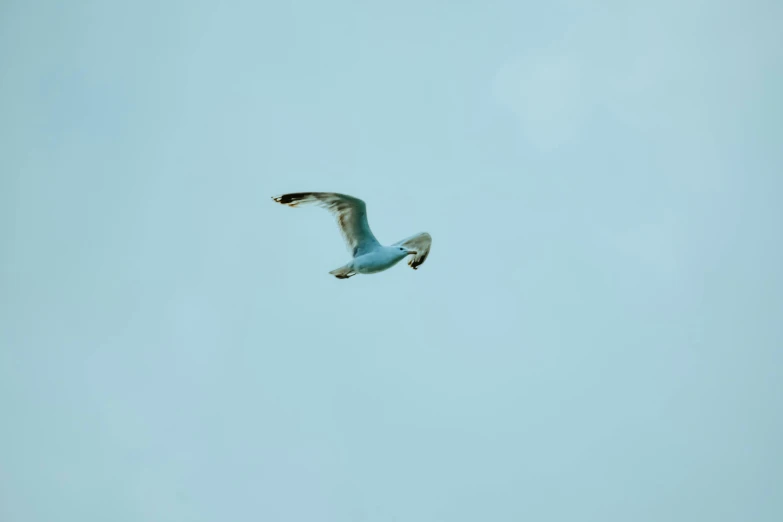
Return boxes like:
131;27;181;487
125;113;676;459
272;191;432;278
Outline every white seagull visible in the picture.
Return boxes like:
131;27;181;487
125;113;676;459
272;192;432;279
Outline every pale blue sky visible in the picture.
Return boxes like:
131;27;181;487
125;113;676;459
1;1;782;521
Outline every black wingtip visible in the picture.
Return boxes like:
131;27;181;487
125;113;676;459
272;192;315;207
276;193;303;205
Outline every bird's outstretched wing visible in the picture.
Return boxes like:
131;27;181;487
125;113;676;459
393;232;432;269
272;192;381;257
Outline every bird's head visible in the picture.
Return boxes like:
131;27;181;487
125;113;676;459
397;246;417;256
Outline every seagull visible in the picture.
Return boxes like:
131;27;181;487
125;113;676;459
272;192;432;279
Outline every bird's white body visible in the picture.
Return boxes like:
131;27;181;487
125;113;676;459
350;247;411;274
272;192;432;279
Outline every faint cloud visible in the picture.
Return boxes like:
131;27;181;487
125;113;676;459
628;224;679;275
492;2;781;154
604;212;682;277
492;54;596;151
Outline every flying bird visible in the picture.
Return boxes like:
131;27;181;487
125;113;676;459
272;192;432;279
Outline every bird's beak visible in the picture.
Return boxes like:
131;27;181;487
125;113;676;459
407;250;418;255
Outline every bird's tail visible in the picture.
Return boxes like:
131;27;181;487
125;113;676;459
329;264;356;279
